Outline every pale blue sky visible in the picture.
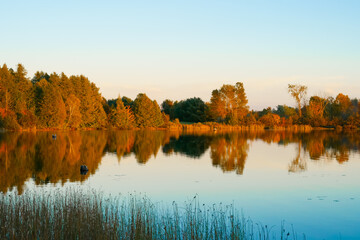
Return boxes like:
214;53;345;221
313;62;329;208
1;0;359;110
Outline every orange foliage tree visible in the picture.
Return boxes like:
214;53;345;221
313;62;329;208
306;96;328;126
209;82;249;125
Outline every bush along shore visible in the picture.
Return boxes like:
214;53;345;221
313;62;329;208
0;188;304;240
1;63;359;131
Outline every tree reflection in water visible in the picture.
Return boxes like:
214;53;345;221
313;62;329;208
288;141;307;173
162;134;212;158
210;133;249;174
0;130;359;193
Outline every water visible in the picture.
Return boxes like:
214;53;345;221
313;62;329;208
0;130;359;239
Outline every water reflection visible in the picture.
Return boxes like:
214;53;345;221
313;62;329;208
210;133;248;174
289;141;306;173
0;130;359;193
162;134;212;158
0;131;107;194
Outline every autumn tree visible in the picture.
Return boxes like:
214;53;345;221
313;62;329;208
209;82;249;125
335;93;353;120
65;94;82;129
37;81;66;128
0;64;35;129
0;64;12;113
209;89;226;121
288;84;307;118
71;75;108;128
0;64;33;114
108;96;135;129
13;64;34;113
244;112;257;125
306;96;328;126
258;113;281;128
132;93;164;128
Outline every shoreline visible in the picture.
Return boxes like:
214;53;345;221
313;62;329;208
1;123;359;132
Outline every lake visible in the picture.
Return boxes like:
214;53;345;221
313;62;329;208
0;130;359;239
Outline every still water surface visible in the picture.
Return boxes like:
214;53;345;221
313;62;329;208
0;130;359;239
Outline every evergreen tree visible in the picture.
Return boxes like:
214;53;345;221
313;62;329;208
161;99;174;118
37;83;66;128
132;93;164;127
152;100;164;126
122;96;133;108
335;93;353;120
72;75;107;128
108;96;135;129
0;64;12;113
32;71;50;84
13;64;34;113
0;64;35;128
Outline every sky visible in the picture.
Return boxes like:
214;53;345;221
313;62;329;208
1;0;359;110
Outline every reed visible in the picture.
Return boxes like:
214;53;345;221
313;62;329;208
0;188;303;240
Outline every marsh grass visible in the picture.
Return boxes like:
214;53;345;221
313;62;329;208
0;188;303;240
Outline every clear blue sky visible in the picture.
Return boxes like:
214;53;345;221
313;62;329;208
1;0;359;110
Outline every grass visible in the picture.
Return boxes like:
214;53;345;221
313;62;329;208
0;188;304;240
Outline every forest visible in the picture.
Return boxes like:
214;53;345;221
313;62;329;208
0;63;359;130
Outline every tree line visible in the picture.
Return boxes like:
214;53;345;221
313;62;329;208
0;64;165;130
0;63;359;130
162;83;360;129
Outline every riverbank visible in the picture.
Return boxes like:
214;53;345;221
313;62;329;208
0;188;299;240
1;121;359;132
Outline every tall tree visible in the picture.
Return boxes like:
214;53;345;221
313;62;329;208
209;82;249;124
37;82;66;128
71;75;107;128
132;93;164;127
307;96;328;119
210;89;226;120
0;64;12;113
65;94;82;129
13;64;34;113
152;100;164;126
234;82;248;120
335;93;353;119
288;84;307;118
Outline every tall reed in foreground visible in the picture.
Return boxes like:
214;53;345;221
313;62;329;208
0;188;303;240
